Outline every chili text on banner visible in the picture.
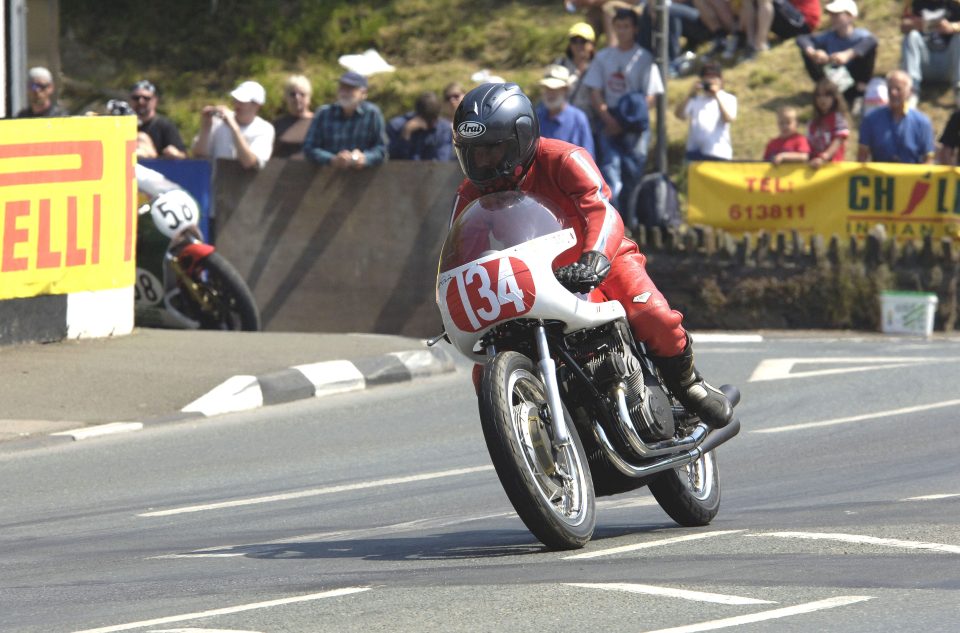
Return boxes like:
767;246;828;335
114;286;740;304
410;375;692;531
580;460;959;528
687;161;960;241
0;116;137;301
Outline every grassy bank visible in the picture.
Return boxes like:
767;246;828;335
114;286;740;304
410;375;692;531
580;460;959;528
59;0;956;180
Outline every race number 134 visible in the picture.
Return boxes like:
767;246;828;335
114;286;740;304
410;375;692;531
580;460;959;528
446;257;535;332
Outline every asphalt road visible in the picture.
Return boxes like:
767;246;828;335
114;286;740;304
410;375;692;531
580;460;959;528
1;333;958;633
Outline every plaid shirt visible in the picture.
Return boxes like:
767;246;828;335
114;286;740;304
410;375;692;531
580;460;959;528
303;100;387;166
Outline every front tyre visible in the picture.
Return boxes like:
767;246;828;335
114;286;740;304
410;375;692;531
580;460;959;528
478;351;595;550
648;450;721;526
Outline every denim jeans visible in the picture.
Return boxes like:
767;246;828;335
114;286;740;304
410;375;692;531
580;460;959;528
597;129;649;229
901;30;960;88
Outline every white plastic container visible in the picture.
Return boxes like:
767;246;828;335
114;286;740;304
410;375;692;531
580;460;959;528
880;291;938;337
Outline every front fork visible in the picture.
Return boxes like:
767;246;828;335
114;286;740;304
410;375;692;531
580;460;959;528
533;323;573;448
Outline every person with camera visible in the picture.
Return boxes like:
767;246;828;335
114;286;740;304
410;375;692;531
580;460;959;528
192;80;275;170
674;61;737;161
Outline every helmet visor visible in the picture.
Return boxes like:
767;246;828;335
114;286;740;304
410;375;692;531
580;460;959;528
455;139;520;186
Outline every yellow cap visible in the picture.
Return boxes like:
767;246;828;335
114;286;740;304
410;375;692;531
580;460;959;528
567;22;596;42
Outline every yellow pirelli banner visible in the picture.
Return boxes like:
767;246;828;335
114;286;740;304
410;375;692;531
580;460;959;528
688;161;960;241
0;116;137;301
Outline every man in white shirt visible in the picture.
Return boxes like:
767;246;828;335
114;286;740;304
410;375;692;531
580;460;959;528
674;61;737;161
193;80;275;169
581;6;663;225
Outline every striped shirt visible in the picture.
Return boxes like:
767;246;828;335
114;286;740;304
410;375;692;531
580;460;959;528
303;101;388;166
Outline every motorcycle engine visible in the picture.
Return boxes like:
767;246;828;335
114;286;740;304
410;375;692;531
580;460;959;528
579;325;675;442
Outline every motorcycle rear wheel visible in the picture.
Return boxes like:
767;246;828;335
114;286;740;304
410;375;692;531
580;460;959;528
648;450;720;526
478;351;595;550
190;252;261;331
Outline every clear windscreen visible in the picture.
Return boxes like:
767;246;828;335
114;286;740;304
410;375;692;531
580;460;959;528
439;191;570;273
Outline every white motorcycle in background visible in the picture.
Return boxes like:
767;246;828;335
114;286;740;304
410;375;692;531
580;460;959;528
135;164;260;331
433;191;741;550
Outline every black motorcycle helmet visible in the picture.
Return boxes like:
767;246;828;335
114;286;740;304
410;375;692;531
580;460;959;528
453;82;540;193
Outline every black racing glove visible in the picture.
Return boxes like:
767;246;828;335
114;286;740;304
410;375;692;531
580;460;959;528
554;251;611;293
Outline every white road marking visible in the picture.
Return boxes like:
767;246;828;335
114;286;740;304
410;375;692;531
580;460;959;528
567;582;774;605
638;596;874;633
902;493;960;502
752;531;960;554
138;465;495;517
51;422;143;441
748;357;944;382
753;398;960;434
562;530;744;560
70;587;370;633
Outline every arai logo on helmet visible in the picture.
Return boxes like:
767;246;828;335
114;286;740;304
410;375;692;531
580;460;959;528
457;121;486;138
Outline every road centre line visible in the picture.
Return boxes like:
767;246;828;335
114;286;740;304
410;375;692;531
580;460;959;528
753;398;960;434
751;531;960;554
562;530;744;560
637;596;874;633
138;465;495;517
567;583;774;605
70;587;370;633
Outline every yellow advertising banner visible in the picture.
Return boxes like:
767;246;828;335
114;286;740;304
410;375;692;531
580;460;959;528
0;116;137;300
688;161;960;241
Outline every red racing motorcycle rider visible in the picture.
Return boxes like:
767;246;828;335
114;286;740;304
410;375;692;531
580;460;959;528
450;82;732;429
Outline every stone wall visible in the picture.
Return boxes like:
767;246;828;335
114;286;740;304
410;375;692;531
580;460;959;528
636;226;958;332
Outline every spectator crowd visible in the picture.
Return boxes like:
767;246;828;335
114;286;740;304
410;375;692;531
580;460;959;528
13;0;960;181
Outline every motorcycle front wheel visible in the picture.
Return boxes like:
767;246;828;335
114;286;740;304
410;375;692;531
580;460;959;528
478;351;595;550
190;252;261;331
648;449;720;526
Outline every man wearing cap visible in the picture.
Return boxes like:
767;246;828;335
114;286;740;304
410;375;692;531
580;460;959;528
900;0;960;103
535;64;595;158
303;71;387;169
129;80;187;159
16;67;67;118
192;80;275;170
796;0;877;110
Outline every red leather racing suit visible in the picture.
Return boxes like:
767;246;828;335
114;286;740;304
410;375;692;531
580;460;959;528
451;137;686;357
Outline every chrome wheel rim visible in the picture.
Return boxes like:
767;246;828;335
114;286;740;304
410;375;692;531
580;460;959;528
507;368;589;526
679;450;716;501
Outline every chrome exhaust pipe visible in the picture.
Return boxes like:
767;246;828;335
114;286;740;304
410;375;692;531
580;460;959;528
610;385;710;458
594;417;741;479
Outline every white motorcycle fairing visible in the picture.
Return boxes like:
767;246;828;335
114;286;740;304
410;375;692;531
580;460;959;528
437;227;626;362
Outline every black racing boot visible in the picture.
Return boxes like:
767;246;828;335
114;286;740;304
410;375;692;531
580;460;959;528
652;337;733;429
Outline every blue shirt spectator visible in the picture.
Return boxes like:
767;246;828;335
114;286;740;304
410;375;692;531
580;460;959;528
536;64;596;159
857;70;935;164
387;91;454;161
535;102;595;158
303;71;387;168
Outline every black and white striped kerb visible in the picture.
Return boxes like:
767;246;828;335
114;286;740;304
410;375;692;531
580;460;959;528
178;347;457;418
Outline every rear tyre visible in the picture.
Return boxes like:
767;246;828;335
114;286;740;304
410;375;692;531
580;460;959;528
478;351;595;550
648;450;721;526
190;252;261;331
